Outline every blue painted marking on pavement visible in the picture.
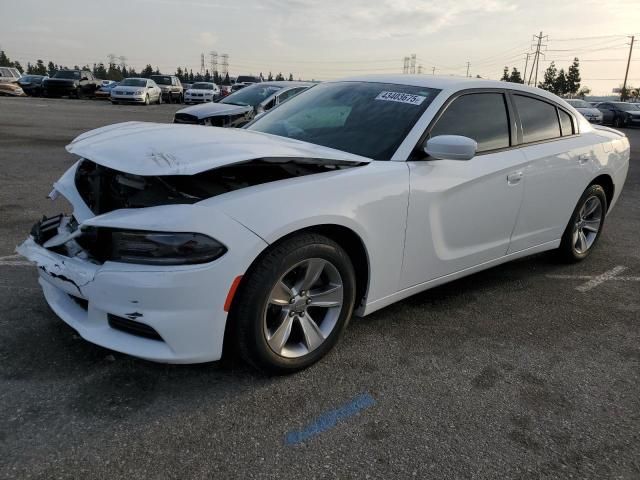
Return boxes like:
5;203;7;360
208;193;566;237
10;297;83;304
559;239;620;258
284;392;376;445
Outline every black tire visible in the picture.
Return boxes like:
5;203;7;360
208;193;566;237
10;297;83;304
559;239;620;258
144;94;150;106
557;184;607;263
230;233;356;374
111;100;118;105
613;116;624;128
76;89;84;100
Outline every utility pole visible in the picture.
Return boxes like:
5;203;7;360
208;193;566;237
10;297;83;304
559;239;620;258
621;36;635;100
410;54;416;74
432;66;436;75
523;53;530;83
528;31;547;87
466;61;470;77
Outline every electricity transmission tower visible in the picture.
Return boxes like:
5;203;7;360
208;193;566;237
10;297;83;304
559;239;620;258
220;54;229;76
402;56;410;74
209;51;218;77
200;53;205;75
410;54;416;74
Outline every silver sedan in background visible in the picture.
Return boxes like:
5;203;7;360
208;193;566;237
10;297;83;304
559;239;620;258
111;78;163;105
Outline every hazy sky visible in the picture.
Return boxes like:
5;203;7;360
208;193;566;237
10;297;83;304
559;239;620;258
1;0;639;94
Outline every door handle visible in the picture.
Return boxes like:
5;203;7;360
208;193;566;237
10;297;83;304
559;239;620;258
507;171;523;185
578;153;589;164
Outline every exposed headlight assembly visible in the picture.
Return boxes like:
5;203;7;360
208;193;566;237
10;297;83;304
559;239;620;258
78;228;227;265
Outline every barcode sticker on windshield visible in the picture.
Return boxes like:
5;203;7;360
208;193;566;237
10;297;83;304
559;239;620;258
375;91;427;105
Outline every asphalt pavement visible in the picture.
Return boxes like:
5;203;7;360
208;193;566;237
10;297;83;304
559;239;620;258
0;96;638;479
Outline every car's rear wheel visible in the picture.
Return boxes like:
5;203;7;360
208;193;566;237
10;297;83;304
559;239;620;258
231;233;356;374
558;184;607;262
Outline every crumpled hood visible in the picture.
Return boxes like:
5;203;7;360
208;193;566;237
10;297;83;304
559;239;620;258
66;121;370;175
177;102;251;119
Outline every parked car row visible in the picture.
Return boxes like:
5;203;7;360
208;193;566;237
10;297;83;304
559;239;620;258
564;98;640;128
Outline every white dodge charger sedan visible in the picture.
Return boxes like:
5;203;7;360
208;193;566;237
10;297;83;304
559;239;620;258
18;76;629;373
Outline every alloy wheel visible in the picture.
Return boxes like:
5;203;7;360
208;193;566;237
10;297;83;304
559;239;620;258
263;258;344;358
572;195;603;254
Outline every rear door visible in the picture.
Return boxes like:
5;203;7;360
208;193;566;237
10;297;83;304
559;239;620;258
598;103;615;124
507;93;589;252
401;90;527;288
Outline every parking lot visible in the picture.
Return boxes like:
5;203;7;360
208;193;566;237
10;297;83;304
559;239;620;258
0;96;638;479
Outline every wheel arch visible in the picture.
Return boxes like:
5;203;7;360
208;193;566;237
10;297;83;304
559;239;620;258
231;223;371;315
589;173;614;212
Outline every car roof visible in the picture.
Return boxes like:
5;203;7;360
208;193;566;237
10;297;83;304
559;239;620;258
122;77;150;81
333;74;565;103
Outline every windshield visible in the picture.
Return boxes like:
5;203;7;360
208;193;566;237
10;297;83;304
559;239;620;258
566;99;591;108
248;81;440;159
191;83;214;90
54;71;81;79
220;84;282;106
151;75;172;85
121;79;147;87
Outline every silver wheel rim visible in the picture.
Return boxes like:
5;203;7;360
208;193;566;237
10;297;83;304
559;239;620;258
263;258;344;359
573;195;603;254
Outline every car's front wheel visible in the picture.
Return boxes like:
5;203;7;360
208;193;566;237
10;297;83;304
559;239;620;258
558;184;607;262
231;233;356;373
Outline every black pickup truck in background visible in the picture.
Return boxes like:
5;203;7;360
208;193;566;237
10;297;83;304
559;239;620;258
42;70;102;99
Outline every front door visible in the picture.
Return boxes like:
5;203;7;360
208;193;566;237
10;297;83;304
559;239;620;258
401;91;526;288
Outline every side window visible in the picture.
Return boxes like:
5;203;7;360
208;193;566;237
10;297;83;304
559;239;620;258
599;103;611;110
558;109;574;136
430;92;510;152
514;95;561;143
278;87;305;104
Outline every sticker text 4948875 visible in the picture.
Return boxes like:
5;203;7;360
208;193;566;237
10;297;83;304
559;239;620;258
375;91;427;106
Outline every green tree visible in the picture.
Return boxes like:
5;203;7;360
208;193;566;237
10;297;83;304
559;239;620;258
267;72;273;81
538;62;557;93
275;72;284;81
288;73;294;81
500;66;509;81
140;64;154;78
34;60;47;76
106;63;123;81
566;58;581;96
577;86;591;98
0;50;10;66
509;68;523;83
94;62;108;78
555;69;568;96
47;61;57;76
222;72;231;85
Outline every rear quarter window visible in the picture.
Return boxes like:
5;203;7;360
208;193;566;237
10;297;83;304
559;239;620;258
514;95;561;143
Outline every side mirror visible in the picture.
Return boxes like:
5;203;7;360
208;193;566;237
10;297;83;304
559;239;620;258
424;135;477;161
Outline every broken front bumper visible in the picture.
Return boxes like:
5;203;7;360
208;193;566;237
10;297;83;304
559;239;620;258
19;233;248;363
